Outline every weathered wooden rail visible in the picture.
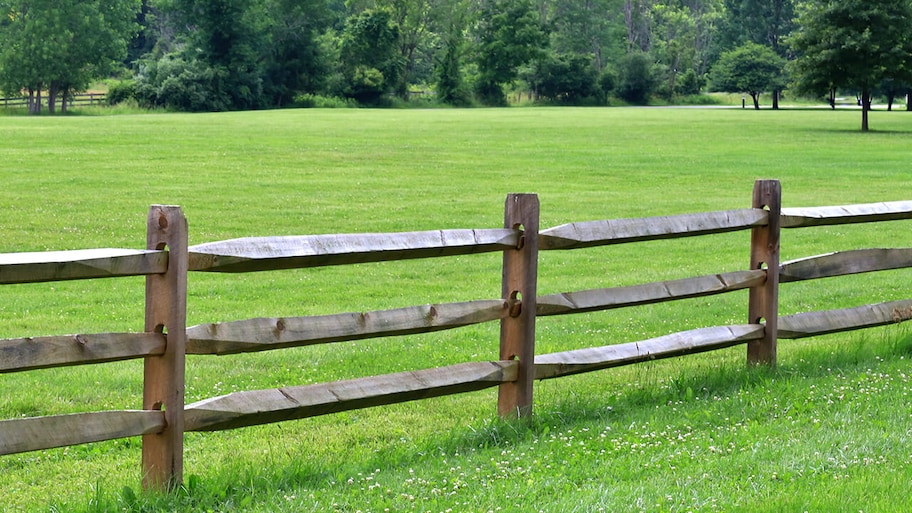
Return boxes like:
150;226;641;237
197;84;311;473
2;180;912;491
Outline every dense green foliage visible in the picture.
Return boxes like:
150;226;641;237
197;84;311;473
2;107;912;511
2;0;912;112
474;0;548;105
711;42;786;109
0;0;140;113
789;0;912;130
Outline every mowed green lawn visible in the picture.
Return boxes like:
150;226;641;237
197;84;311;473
1;106;912;512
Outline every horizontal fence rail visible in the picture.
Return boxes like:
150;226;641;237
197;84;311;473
2;180;912;492
0;249;168;284
0;411;165;455
187;229;520;272
781;201;912;228
0;332;166;373
779;248;912;282
536;270;767;316
184;361;519;432
534;324;765;380
538;208;768;250
186;300;510;355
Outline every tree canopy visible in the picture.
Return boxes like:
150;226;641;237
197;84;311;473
711;42;786;109
790;0;912;130
2;0;912;120
0;0;141;113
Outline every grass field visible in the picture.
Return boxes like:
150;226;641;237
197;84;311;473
2;106;912;512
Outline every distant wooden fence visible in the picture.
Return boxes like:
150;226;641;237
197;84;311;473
3;179;912;491
0;92;106;109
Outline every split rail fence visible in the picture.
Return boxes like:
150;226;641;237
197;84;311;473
0;92;106;109
2;179;912;491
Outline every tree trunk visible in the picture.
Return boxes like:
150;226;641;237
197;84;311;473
751;92;760;110
772;89;780;110
861;90;870;132
591;36;602;71
47;83;58;114
907;90;911;111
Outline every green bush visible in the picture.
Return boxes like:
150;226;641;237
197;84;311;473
676;69;706;96
617;51;656;104
134;55;232;112
344;65;386;104
106;80;136;105
528;54;600;104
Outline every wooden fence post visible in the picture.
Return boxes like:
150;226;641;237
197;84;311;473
142;205;188;491
498;194;540;418
748;180;781;366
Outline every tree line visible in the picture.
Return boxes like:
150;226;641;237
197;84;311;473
1;0;911;128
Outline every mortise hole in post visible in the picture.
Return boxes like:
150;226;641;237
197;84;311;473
755;316;766;325
514;223;525;249
509;291;523;317
756;261;767;270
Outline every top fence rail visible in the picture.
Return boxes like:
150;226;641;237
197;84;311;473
4;200;912;285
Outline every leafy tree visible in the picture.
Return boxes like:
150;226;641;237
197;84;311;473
721;0;794;53
879;78;908;111
685;0;725;78
719;0;794;108
710;42;785;109
339;8;402;104
652;3;696;98
134;0;337;111
260;0;335;106
172;0;266;110
545;0;625;73
790;0;912;130
127;0;157;64
431;0;472;105
383;0;435;98
616;50;655;104
473;0;549;105
435;33;471;105
0;0;141;114
599;67;618;99
526;53;600;103
624;0;654;52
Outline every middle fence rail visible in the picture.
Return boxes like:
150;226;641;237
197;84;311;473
2;179;912;491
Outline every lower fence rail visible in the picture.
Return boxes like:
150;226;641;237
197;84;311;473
184;360;519;432
0;410;165;455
